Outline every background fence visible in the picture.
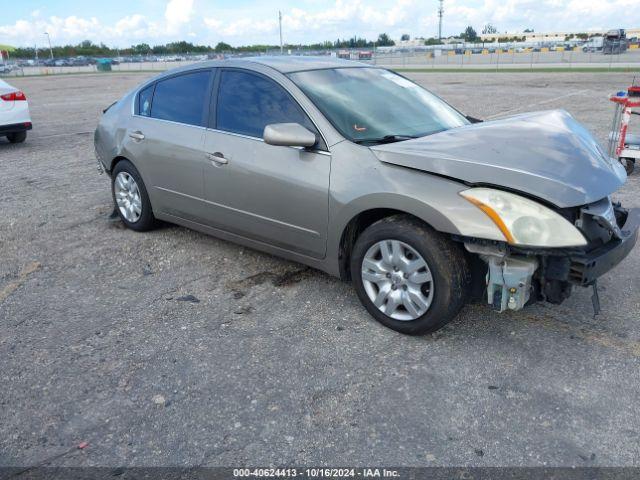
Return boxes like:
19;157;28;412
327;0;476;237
2;46;640;77
372;47;640;69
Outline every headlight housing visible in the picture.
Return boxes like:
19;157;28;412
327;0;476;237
460;187;587;247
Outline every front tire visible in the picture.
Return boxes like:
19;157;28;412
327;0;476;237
350;215;470;335
111;159;156;231
7;131;26;143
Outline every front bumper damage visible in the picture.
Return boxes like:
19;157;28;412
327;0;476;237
569;208;639;286
463;202;639;313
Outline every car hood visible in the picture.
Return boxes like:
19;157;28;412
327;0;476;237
371;110;626;208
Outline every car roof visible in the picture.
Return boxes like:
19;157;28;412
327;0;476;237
137;55;373;90
237;55;369;73
163;55;370;76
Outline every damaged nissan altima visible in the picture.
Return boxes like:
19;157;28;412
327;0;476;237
94;56;639;334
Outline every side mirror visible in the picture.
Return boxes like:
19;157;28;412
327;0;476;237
263;123;317;148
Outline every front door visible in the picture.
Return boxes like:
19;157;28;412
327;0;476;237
202;69;330;259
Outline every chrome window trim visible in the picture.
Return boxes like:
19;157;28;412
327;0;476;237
131;113;208;130
129;114;331;156
205;127;332;156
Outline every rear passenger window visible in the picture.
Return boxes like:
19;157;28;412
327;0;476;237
138;84;153;117
151;70;211;126
216;70;317;138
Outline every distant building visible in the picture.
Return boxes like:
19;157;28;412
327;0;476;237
441;37;464;45
396;38;428;48
480;28;640;43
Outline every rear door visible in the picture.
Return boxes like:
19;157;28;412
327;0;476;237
124;69;214;222
202;68;331;258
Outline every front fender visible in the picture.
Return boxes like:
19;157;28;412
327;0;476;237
325;144;505;275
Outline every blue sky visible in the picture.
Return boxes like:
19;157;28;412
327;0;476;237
2;0;639;47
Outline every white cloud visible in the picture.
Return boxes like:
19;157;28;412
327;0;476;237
109;14;161;41
1;0;639;47
218;18;278;37
203;17;222;30
165;0;194;33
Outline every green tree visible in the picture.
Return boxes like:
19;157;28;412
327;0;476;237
461;26;478;42
424;37;443;45
400;33;410;41
215;42;233;52
132;43;152;54
376;33;395;46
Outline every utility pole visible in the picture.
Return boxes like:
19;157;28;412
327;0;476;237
438;0;444;41
44;32;54;59
35;44;38;63
279;11;283;55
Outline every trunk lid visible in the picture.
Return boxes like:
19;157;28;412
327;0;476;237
0;79;16;112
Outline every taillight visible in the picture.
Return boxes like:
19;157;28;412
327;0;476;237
1;91;27;101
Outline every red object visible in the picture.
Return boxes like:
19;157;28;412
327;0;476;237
1;91;26;101
77;441;89;449
609;87;640;157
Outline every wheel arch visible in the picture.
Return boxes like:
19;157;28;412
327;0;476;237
109;155;131;174
338;209;417;280
335;195;460;281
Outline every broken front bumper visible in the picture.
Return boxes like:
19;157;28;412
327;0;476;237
569;207;639;286
464;207;639;312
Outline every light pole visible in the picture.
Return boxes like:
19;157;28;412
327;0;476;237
44;32;54;59
278;11;283;55
438;0;444;41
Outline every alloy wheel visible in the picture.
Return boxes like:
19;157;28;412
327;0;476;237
114;172;142;223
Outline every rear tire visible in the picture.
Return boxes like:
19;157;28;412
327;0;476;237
350;215;471;335
7;131;26;143
111;159;156;231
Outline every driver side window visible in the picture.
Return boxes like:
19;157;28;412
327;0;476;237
216;69;320;143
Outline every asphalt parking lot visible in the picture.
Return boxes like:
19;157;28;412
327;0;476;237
1;70;639;468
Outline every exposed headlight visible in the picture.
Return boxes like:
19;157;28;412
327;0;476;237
460;187;587;247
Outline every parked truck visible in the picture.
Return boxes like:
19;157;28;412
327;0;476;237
603;29;628;54
582;36;604;53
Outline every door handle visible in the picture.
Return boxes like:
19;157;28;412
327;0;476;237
129;131;145;141
207;152;228;165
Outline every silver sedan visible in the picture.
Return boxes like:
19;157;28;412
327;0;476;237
94;56;638;334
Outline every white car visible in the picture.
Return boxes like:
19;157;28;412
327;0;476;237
0;78;32;143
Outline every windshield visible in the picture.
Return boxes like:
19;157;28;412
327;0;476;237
288;67;469;144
